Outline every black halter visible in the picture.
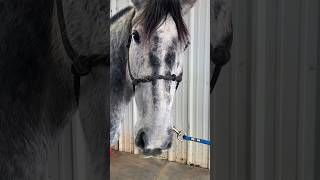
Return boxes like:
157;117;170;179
56;0;108;105
126;34;183;92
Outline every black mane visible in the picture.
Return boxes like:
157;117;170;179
111;6;133;24
137;0;189;43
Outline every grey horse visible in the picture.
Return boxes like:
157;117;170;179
110;0;198;156
0;0;108;179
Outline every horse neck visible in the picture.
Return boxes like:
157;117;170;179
110;8;135;102
109;8;136;144
49;0;109;87
61;0;109;54
49;0;109;107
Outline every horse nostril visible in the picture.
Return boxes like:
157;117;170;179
135;129;147;149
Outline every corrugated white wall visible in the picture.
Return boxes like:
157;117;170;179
111;0;210;169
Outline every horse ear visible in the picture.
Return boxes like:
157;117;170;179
131;0;146;10
180;0;198;14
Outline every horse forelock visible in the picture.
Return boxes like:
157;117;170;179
135;0;189;43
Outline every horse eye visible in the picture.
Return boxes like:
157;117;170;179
132;30;140;43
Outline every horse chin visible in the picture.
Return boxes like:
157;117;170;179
140;147;170;158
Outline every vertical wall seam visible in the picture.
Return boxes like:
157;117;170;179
273;1;279;179
296;0;303;180
246;0;253;179
315;2;320;179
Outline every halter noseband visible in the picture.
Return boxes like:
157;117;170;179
126;34;183;92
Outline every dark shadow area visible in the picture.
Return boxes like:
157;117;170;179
315;24;320;180
210;0;319;180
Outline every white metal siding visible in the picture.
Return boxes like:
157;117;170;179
111;0;211;169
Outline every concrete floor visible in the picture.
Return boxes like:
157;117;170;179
111;151;210;180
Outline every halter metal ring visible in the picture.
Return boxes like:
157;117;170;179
172;127;185;142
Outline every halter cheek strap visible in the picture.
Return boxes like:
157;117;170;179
56;0;108;105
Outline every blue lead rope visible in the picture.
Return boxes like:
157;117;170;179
172;127;212;146
182;135;211;145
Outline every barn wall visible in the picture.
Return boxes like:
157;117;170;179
111;0;211;169
211;0;320;179
46;1;210;179
47;0;320;179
